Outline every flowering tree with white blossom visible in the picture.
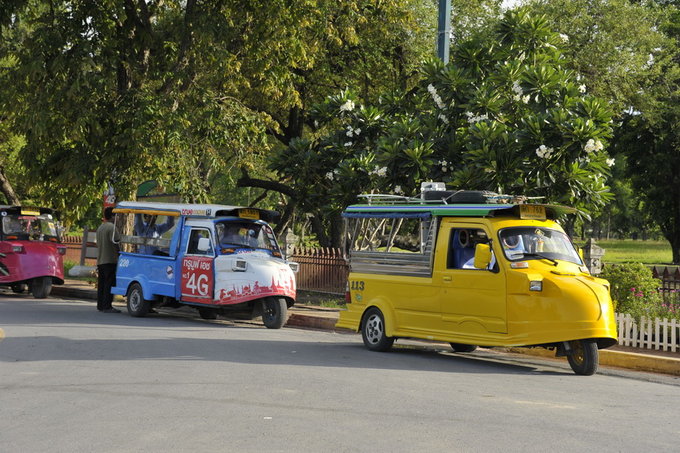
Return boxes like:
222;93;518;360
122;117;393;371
270;9;615;245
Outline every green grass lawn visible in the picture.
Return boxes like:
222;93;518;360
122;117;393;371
577;239;673;265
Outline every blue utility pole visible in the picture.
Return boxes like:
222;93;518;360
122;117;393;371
437;0;451;63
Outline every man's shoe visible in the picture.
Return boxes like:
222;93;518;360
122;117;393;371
101;308;121;313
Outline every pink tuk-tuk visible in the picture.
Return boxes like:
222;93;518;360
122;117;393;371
0;206;66;298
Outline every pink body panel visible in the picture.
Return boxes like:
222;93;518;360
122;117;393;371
0;240;65;284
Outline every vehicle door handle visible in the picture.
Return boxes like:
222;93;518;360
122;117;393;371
443;276;452;282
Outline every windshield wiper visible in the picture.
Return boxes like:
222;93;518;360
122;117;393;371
519;253;558;266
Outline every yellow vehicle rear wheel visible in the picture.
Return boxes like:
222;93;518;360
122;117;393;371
361;308;394;352
450;343;477;353
567;339;598;376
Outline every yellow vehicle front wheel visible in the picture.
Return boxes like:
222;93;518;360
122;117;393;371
567;339;599;376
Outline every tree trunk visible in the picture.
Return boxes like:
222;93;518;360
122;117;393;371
0;165;20;205
666;232;680;265
329;212;343;248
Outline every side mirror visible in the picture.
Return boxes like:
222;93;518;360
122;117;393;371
473;243;492;269
197;237;211;252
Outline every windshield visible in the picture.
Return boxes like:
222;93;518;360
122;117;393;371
215;220;280;254
498;227;582;265
1;213;59;241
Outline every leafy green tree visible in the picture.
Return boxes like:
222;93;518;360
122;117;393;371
525;0;672;114
1;0;438;227
523;0;677;244
268;10;616;246
609;1;680;263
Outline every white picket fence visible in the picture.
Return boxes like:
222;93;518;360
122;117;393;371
616;313;679;352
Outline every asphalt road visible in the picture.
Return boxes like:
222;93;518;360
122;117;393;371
1;293;679;453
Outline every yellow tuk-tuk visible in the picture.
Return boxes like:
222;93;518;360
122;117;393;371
336;186;617;375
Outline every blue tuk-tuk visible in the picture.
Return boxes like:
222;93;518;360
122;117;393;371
110;202;297;328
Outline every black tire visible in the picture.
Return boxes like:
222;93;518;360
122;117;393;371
361;307;394;352
11;283;27;294
198;307;218;320
31;277;52;299
126;283;151;317
567;339;599;376
262;297;288;329
450;343;477;353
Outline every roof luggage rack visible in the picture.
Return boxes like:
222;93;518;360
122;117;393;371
357;183;544;206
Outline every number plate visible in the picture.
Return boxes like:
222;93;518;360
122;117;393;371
519;204;546;220
20;208;40;216
239;208;260;220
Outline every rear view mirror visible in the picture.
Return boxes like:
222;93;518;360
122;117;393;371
474;243;492;269
197;237;211;252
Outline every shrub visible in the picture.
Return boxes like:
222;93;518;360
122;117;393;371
600;263;663;322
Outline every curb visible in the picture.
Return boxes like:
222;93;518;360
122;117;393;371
286;312;339;331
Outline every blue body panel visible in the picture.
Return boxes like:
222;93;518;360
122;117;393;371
112;217;187;301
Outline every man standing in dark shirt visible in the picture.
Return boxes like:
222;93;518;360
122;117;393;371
96;207;120;313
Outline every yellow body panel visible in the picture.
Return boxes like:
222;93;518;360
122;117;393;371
337;216;617;348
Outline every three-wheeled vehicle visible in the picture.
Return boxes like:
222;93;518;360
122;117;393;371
336;185;618;375
110;202;297;328
0;206;66;298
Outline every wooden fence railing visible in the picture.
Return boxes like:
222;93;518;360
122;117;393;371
61;235;95;266
290;247;349;295
650;266;680;304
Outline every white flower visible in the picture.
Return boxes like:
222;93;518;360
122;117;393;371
314;120;319;128
427;84;446;109
339;100;355;112
394;185;403;194
606;158;615;167
369;166;388;177
325;172;334;181
344;141;353;147
584;139;603;153
466;113;488;124
536;145;554;159
354;128;361;136
578;84;587;93
522;94;530;104
559;33;569;42
438;114;449;124
512;81;523;96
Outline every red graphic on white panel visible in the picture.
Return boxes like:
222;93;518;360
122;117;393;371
216;270;296;305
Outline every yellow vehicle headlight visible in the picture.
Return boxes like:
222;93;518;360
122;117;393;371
529;280;543;292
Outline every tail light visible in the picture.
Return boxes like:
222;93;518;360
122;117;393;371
345;282;351;304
